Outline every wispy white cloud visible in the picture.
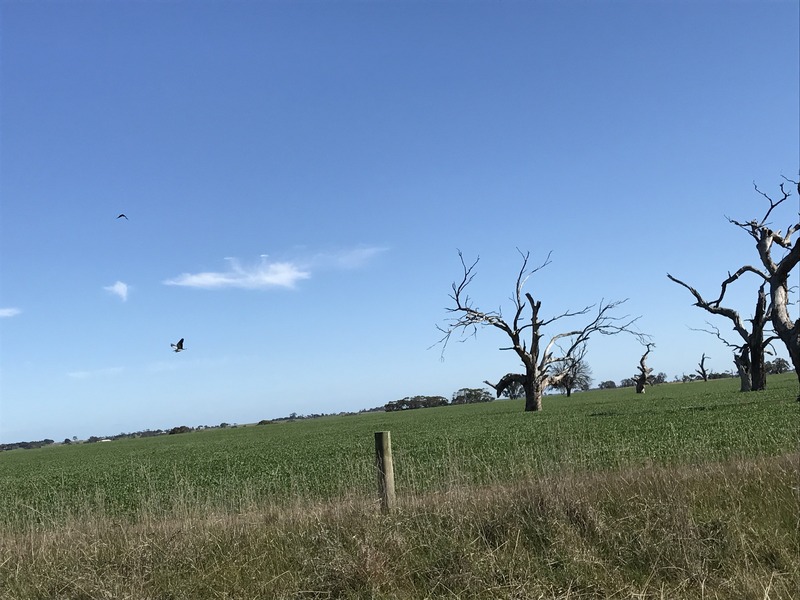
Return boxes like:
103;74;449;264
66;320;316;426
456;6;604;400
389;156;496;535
0;307;21;318
163;247;386;291
104;281;129;301
164;256;310;289
68;367;124;379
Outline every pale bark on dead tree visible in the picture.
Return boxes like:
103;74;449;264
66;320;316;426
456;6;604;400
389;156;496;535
726;180;800;397
436;250;647;412
668;273;773;392
634;343;654;394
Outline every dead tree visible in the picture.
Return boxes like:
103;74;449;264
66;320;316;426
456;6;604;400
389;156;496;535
696;353;710;382
692;321;777;392
436;250;646;412
634;343;654;393
727;180;800;395
668;272;773;391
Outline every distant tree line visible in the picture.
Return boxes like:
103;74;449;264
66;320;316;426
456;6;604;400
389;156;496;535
384;395;449;412
0;438;54;452
384;388;493;412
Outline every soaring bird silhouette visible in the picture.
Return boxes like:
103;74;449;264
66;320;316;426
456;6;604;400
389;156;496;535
171;338;185;352
117;214;128;220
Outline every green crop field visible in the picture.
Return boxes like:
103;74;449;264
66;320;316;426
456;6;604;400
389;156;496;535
1;374;797;528
1;374;798;599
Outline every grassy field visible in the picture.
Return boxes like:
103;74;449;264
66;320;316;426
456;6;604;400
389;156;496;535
0;375;798;598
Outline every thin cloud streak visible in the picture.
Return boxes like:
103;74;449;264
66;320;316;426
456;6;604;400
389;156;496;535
104;281;129;301
0;308;21;318
163;246;386;290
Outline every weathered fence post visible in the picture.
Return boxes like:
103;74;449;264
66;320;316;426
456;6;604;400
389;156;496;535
374;431;395;514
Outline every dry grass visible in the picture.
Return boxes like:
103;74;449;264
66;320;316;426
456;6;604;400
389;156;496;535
2;452;797;599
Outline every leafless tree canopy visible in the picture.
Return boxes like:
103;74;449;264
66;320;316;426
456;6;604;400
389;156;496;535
436;249;647;411
668;180;798;392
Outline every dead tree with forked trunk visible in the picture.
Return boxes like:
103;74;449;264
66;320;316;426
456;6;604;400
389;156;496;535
436;249;647;412
634;343;654;393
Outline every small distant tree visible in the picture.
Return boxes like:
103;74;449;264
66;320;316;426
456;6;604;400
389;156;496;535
550;344;592;397
63;438;72;445
651;372;667;385
499;380;525;399
620;377;636;388
384;395;449;411
451;388;493;405
599;380;617;389
168;425;192;435
766;357;790;374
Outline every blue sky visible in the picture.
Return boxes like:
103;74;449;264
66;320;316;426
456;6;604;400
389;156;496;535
1;1;798;443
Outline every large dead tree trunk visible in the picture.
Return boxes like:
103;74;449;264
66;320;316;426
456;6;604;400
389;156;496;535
439;250;647;412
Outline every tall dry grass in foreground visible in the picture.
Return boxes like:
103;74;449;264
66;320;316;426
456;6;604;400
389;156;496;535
1;452;797;600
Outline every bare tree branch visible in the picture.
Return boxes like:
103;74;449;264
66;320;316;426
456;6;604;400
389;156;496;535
667;273;751;341
690;322;745;351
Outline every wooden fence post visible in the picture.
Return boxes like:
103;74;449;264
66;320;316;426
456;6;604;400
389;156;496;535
374;431;395;514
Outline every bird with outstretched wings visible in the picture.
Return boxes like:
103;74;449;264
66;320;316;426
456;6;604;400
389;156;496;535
171;338;185;352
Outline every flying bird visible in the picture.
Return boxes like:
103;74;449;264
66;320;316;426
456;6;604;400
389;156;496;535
171;338;185;352
117;214;128;220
